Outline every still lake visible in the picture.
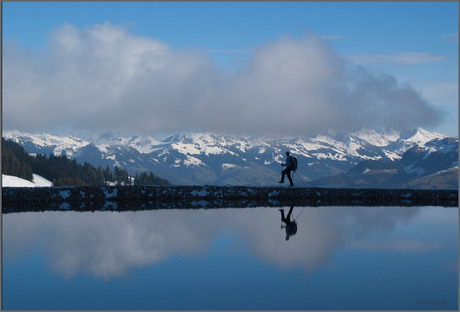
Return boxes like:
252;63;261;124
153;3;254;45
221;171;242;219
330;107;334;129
2;205;458;310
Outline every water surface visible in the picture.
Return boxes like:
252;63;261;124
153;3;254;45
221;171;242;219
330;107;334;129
3;206;458;310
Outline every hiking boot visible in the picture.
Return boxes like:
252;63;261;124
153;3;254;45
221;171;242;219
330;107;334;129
289;184;294;187
278;180;284;183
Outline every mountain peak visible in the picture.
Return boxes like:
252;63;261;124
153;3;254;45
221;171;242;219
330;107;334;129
399;128;446;145
3;128;456;187
351;128;401;147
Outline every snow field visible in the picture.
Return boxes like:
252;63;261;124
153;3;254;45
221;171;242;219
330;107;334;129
2;174;53;187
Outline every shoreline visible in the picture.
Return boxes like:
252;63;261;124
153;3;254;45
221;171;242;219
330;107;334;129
2;185;458;213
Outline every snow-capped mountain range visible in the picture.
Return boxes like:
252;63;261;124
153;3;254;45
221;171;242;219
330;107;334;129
3;128;458;188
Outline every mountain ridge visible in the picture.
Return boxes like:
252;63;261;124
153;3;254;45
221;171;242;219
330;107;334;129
3;128;456;188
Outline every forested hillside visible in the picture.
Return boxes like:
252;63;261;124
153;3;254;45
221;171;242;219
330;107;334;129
2;139;171;186
2;138;34;182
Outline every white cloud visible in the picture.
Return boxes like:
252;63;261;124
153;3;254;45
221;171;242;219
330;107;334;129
319;34;344;41
347;52;446;65
412;81;458;108
3;22;443;136
442;33;458;42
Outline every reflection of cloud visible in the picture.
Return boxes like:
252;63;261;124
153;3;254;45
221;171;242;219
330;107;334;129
440;260;458;273
348;240;441;253
3;206;427;279
3;210;221;279
416;205;458;224
229;206;422;273
227;207;343;273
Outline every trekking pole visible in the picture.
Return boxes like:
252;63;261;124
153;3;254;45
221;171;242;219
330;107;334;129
293;207;306;222
294;171;306;185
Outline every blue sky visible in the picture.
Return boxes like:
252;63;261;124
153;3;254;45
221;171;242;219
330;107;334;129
3;2;458;136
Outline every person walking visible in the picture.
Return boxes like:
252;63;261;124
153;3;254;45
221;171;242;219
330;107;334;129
279;151;295;187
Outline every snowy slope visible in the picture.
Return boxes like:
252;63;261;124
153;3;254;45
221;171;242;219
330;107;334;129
2;174;53;187
3;130;91;157
2;128;455;186
351;128;401;147
309;136;458;189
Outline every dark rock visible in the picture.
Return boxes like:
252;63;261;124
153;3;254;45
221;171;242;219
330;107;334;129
2;186;458;213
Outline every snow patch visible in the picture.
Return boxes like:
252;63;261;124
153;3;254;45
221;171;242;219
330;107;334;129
59;190;71;199
2;175;36;187
314;152;348;161
2;174;53;187
3;130;90;157
183;155;203;167
191;188;209;197
363;168;398;175
59;202;71;210
382;150;401;161
222;163;240;170
104;188;118;199
190;200;208;207
173;159;181;168
352;128;401;146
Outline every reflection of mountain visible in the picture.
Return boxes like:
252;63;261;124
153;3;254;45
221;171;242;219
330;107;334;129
4;206;452;280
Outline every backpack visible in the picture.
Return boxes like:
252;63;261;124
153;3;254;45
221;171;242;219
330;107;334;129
286;221;297;236
292;156;298;171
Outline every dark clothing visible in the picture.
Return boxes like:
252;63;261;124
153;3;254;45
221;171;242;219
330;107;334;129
285;155;295;170
280;206;297;240
279;154;295;186
280;168;293;186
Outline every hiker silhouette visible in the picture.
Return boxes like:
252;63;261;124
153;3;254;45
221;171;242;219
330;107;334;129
279;206;297;241
279;151;295;187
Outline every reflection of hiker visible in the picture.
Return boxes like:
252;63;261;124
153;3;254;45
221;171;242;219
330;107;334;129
279;151;296;187
279;206;297;241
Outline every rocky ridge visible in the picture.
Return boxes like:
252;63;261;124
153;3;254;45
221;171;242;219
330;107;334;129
3;128;456;187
